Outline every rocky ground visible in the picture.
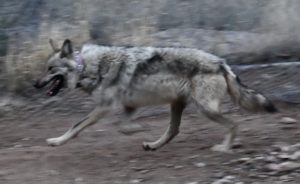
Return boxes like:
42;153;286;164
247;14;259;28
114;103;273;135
0;65;300;184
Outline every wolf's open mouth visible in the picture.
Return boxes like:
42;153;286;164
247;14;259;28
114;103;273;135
47;75;64;96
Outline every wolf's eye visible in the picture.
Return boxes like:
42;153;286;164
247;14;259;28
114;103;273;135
48;66;53;71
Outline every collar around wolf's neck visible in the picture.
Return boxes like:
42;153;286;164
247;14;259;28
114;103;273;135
74;51;84;73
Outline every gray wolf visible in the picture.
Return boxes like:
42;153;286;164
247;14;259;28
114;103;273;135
34;39;277;153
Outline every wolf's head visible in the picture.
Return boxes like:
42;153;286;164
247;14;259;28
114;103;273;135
33;39;80;96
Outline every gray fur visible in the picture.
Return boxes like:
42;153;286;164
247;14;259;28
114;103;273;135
34;39;277;153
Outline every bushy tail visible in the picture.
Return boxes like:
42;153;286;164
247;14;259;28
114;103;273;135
220;63;277;113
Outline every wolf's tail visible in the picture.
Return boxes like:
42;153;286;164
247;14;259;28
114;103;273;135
220;63;277;113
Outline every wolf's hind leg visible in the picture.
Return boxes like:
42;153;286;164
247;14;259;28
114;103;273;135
143;99;186;151
47;107;108;146
191;74;237;153
202;108;237;153
193;98;237;152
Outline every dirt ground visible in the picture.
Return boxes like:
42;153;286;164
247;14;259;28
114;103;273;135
0;66;300;184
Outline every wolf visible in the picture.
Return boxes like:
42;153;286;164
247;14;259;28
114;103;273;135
33;39;277;153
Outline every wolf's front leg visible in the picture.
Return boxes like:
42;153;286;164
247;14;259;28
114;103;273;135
143;99;186;151
47;107;108;146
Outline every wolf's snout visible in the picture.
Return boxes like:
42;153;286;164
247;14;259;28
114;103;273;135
33;80;40;88
33;80;45;89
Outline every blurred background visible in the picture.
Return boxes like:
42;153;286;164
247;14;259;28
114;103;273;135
0;1;300;184
1;0;300;94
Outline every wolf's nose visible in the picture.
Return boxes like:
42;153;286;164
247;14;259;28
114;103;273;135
33;80;40;88
76;82;81;88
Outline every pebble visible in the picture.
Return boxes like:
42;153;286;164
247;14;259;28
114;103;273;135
95;129;106;132
13;144;22;148
194;162;206;168
187;154;200;159
212;176;235;184
253;156;264;161
174;165;184;169
289;151;300;160
131;178;150;184
130;179;142;184
163;163;174;168
140;169;150;174
214;172;226;179
264;155;277;163
47;170;59;176
279;175;291;181
278;153;292;160
232;139;243;149
185;182;199;184
266;161;300;172
290;143;300;150
236;157;251;164
118;124;146;135
279;117;298;124
74;177;84;183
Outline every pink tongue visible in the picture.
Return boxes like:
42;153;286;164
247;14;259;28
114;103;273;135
47;80;59;96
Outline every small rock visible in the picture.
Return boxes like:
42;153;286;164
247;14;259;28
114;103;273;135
290;143;300;150
236;157;252;164
131;167;144;171
279;175;291;181
130;179;143;183
118;124;146;135
140;169;150;174
278;154;292;160
279;117;298;124
289;151;300;160
214;172;226;179
266;161;300;172
194;162;206;168
255;174;268;179
47;170;59;176
272;144;291;152
253;156;265;161
270;151;280;156
95;129;106;132
185;182;199;184
74;177;84;183
264;155;277;163
163;163;174;168
174;165;184;169
232;139;243;149
13;144;22;148
212;175;235;184
129;159;137;163
280;124;297;130
187;154;200;159
224;176;235;180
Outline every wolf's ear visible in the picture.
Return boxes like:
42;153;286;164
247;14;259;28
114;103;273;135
60;39;73;58
49;38;59;52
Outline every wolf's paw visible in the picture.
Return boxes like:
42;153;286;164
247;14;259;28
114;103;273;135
211;144;233;153
46;138;63;147
142;142;157;151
